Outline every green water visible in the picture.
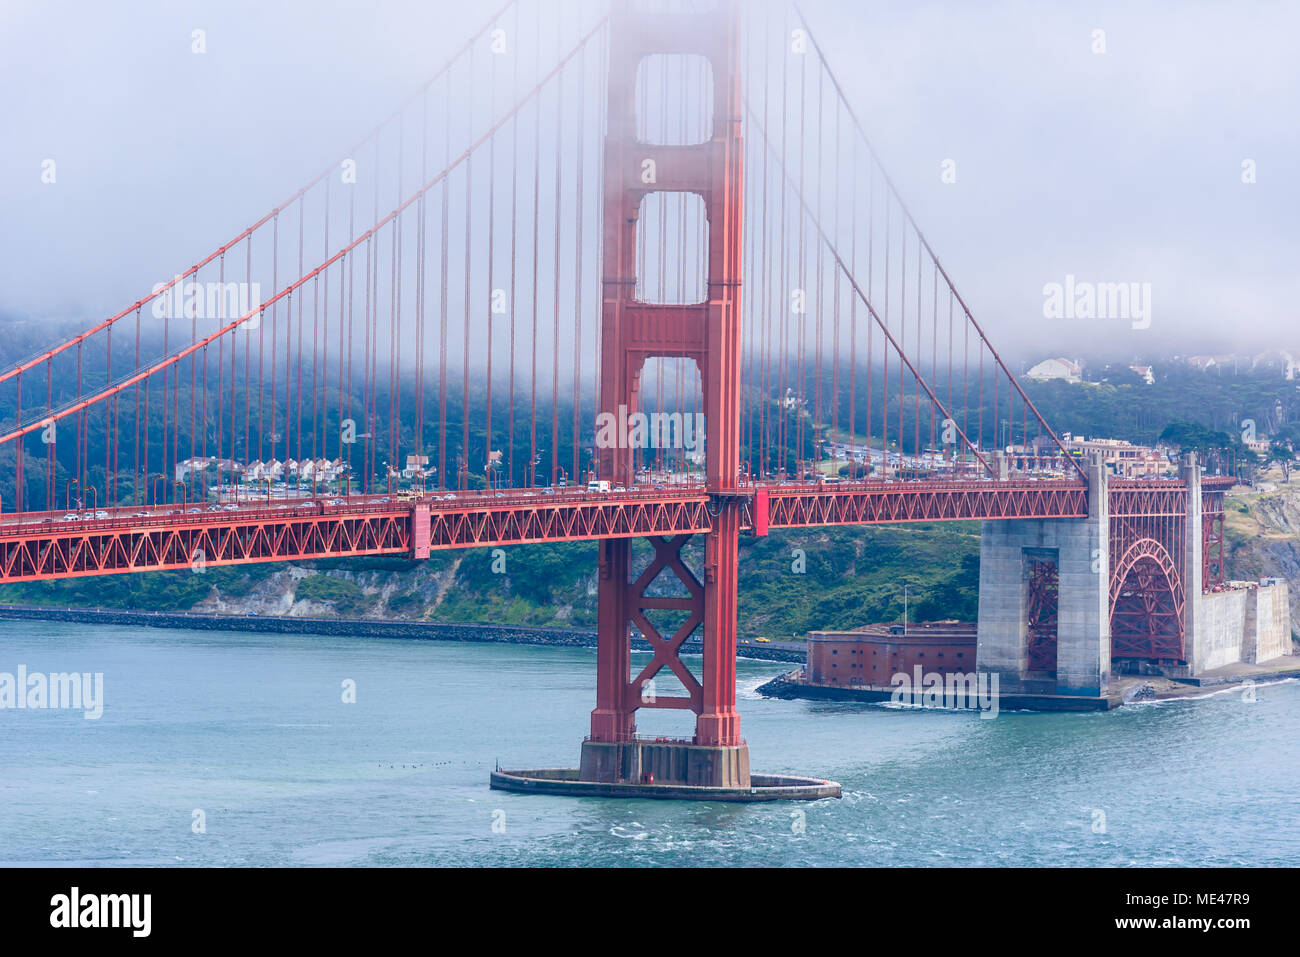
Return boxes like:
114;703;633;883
1;620;1296;866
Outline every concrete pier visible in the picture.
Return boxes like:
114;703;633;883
1181;455;1204;672
491;768;842;802
491;737;839;801
1183;579;1292;674
578;739;750;788
976;450;1290;691
977;453;1110;696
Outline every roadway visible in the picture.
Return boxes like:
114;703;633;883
0;475;1120;583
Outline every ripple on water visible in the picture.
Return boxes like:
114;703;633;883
1;624;1297;866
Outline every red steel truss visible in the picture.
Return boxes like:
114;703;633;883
0;491;715;584
0;510;410;583
421;494;714;551
0;476;1237;589
1110;538;1185;660
758;480;1088;528
1201;485;1227;589
1108;481;1188;661
627;535;706;714
1025;559;1059;674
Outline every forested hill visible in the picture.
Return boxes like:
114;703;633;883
1021;358;1300;457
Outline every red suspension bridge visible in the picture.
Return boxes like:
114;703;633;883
0;0;1230;793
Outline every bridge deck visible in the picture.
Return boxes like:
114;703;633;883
0;477;1096;583
0;477;1234;584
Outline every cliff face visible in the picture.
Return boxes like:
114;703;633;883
1222;482;1300;639
191;552;598;628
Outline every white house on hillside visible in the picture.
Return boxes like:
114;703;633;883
1026;358;1082;383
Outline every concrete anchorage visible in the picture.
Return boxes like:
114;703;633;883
977;449;1292;697
977;452;1111;697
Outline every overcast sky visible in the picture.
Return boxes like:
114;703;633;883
2;0;1296;363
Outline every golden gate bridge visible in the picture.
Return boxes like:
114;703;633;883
0;0;1228;797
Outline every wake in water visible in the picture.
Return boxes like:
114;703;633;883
736;673;784;700
1124;676;1297;707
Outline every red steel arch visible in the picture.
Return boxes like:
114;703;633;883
1109;537;1185;661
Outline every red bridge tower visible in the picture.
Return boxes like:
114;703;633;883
581;0;749;787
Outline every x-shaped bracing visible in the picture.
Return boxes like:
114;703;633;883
626;534;704;713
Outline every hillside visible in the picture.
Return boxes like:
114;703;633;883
1222;466;1300;632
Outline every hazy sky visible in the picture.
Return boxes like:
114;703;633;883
803;0;1300;359
2;0;1296;363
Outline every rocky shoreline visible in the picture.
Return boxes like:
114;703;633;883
0;604;805;662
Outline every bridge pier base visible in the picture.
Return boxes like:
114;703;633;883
977;456;1111;697
579;739;750;788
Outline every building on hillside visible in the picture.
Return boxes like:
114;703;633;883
277;457;349;484
244;459;285;482
1058;433;1172;478
1026;357;1082;383
402;455;430;480
1128;364;1154;384
174;456;215;482
1186;354;1234;372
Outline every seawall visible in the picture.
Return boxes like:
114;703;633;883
0;604;804;662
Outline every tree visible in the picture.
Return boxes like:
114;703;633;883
1270;442;1295;483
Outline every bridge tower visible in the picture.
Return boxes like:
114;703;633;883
581;0;749;787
